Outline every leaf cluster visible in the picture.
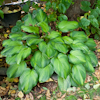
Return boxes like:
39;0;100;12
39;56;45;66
79;0;100;40
1;8;98;94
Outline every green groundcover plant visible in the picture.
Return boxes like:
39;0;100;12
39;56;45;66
78;0;100;40
1;8;98;94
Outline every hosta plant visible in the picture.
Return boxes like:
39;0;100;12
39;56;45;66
79;1;100;40
1;9;98;94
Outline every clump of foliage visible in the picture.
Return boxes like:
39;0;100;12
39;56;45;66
1;7;98;94
32;0;74;23
78;0;100;40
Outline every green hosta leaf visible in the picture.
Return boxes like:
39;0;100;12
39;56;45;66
2;39;11;47
58;21;78;32
51;37;64;44
2;39;23;47
33;64;54;83
39;41;47;53
7;61;27;78
21;26;39;34
6;54;17;65
68;50;86;64
17;47;31;64
58;75;71;91
54;43;68;53
90;8;99;18
81;1;91;11
36;9;47;22
22;34;39;40
58;14;68;21
26;38;43;46
24;13;36;26
62;36;73;44
87;51;98;67
9;32;26;40
47;31;61;39
72;64;86;85
85;38;96;51
58;3;66;13
0;10;4;19
18;68;38;94
71;42;89;53
38;22;50;32
31;51;50;68
11;26;21;33
81;17;90;27
88;15;99;29
70;75;78;87
51;53;71;79
1;45;23;57
70;31;88;42
84;55;95;72
46;43;57;58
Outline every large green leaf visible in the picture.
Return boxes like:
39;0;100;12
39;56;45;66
58;75;71;91
36;9;47;22
9;32;26;40
81;1;91;11
54;43;68;53
18;68;38;94
51;53;71;79
84;55;95;72
51;37;64;44
68;50;86;64
22;34;39;40
46;43;57;58
1;45;23;57
81;17;90;27
2;40;23;47
6;54;17;65
90;8;100;18
70;75;78;87
33;64;54;83
85;38;96;51
47;31;61;39
87;51;98;67
7;61;27;78
62;36;73;44
88;15;99;29
72;64;86;85
24;13;35;26
58;3;66;13
58;14;68;21
26;38;43;46
39;41;47;53
31;51;50;68
58;21;78;32
70;31;88;42
38;22;50;32
21;26;39;34
71;42;89;53
16;47;31;64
